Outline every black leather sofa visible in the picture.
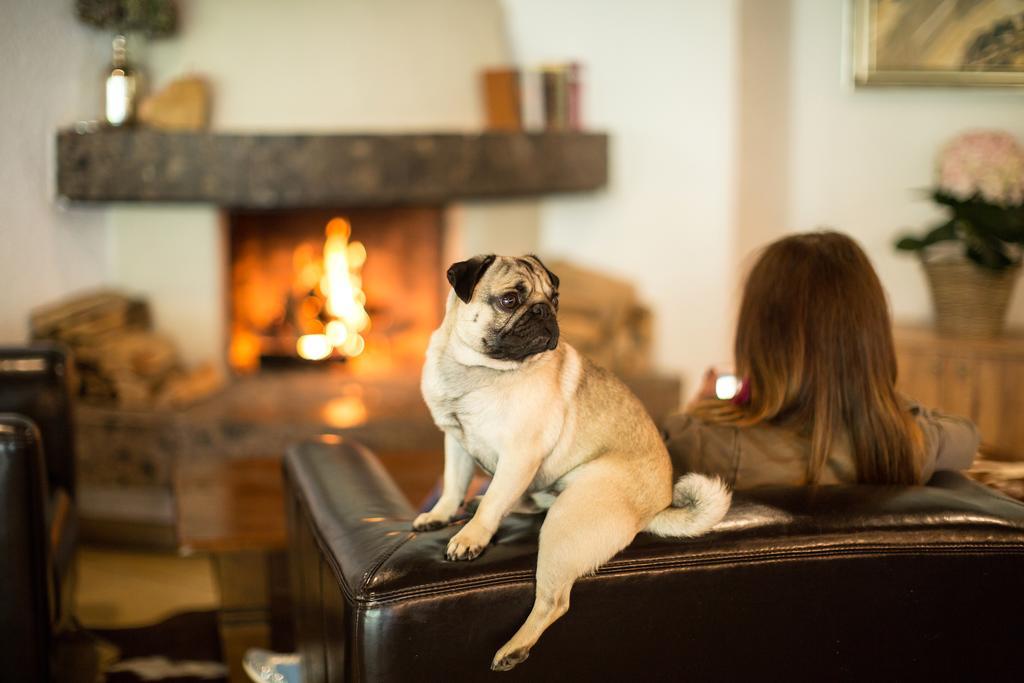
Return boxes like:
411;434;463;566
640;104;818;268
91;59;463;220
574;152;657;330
285;437;1024;682
0;346;79;682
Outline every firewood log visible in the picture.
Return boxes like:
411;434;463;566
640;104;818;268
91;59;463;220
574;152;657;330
30;290;150;341
29;290;218;408
155;363;224;408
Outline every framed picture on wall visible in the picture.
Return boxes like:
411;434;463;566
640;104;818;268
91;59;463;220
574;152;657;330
853;0;1024;86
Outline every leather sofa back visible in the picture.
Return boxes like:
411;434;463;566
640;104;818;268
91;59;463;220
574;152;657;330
285;440;1024;682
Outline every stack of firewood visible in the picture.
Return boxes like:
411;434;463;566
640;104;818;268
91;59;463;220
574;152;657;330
30;290;222;409
549;260;654;376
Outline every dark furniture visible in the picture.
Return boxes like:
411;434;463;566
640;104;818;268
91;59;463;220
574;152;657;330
285;437;1024;682
0;346;78;499
0;346;79;682
0;416;53;681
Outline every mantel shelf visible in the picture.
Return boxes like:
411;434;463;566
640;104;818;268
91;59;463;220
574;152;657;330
56;129;607;208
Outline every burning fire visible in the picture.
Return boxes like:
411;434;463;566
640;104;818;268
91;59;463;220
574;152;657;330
296;217;370;361
229;208;442;374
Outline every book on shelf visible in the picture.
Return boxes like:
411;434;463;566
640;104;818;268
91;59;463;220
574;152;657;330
542;66;567;131
481;62;583;132
482;68;522;131
519;68;544;131
566;62;582;130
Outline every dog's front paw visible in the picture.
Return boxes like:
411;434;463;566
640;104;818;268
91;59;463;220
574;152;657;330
445;521;492;561
491;645;530;672
412;511;453;531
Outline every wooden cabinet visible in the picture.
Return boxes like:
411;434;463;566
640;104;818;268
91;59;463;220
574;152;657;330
894;326;1024;461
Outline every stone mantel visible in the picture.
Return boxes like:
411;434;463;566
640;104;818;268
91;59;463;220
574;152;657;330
56;128;608;208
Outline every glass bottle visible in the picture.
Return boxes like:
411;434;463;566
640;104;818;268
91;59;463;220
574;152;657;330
105;35;140;127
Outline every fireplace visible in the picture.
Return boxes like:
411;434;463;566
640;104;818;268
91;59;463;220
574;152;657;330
51;128;612;537
227;207;445;375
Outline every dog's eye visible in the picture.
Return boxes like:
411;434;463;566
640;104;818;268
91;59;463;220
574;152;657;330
498;292;520;310
551;293;559;308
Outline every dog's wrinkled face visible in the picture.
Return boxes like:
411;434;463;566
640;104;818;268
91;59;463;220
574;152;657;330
447;254;560;362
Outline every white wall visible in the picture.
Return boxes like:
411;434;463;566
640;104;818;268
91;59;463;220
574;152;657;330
143;0;510;131
744;0;1024;327
108;206;226;367
0;2;112;342
446;201;541;268
503;0;740;388
735;0;792;281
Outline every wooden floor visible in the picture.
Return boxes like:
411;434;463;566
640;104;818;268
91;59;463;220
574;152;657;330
76;546;219;628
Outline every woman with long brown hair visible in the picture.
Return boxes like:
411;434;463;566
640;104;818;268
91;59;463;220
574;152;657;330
665;231;978;487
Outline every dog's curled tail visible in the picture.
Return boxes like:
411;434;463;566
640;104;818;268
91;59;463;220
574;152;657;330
644;473;732;538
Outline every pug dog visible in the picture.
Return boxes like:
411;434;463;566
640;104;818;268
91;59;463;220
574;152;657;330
415;254;731;672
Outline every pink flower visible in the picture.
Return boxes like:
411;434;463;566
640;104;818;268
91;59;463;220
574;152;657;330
937;131;1024;207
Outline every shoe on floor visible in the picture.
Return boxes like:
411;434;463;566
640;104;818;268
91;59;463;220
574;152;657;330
242;648;301;683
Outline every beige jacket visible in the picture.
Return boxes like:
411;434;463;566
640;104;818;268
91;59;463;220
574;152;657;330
663;403;979;489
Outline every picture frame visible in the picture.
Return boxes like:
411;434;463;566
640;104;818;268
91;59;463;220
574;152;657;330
852;0;1024;87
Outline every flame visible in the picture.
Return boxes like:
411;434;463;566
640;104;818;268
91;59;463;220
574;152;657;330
296;334;331;361
325;320;348;347
295;217;369;361
229;329;261;370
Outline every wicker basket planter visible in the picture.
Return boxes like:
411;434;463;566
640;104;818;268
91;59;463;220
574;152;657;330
921;259;1021;339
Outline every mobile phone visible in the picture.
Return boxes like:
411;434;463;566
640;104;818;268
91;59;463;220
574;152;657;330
714;374;740;400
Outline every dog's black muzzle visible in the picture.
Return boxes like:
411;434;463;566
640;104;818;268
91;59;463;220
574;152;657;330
490;303;559;361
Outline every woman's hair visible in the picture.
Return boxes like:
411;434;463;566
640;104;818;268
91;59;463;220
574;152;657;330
692;231;925;485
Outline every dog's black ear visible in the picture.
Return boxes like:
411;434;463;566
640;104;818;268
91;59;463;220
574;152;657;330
447;254;496;303
528;254;560;289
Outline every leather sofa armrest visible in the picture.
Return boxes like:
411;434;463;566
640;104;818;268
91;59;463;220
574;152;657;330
284;436;416;599
0;344;77;497
0;415;53;681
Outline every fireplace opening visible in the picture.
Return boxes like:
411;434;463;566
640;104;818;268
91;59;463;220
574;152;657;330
227;207;445;375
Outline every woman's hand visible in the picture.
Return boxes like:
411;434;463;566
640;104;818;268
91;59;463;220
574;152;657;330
697;368;720;400
687;366;743;411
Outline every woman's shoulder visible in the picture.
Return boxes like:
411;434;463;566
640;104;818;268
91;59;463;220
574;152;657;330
663;411;821;488
663;411;705;434
663;412;740;447
663;411;745;485
664;411;789;442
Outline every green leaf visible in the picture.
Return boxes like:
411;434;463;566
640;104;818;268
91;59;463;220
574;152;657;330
895;236;923;251
921;220;958;245
963;227;1015;270
894;220;958;252
956;203;1024;243
965;246;1014;270
932;191;964;209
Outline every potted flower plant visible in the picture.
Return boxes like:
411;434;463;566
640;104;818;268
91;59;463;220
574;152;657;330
895;130;1024;339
